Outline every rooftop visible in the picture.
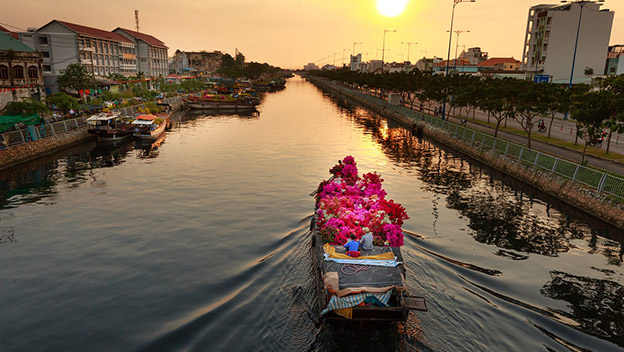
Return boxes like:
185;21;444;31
114;28;168;49
0;31;36;52
477;57;521;67
41;20;134;44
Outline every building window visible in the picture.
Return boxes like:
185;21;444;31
12;66;25;79
39;36;48;45
43;65;51;72
28;66;38;79
42;51;50;58
0;65;8;79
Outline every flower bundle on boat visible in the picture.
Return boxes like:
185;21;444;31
311;156;426;321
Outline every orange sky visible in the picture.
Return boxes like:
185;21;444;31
3;0;624;68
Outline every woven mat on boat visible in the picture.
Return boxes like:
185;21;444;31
323;246;405;293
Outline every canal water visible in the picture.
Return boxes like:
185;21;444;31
1;76;623;352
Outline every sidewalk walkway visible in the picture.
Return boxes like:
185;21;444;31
355;87;624;176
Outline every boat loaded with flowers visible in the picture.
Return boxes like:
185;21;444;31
311;156;427;321
184;94;259;111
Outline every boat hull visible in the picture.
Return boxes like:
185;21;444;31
311;221;410;322
89;129;134;141
185;102;257;111
134;121;166;140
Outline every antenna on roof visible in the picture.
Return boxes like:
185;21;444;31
135;10;140;33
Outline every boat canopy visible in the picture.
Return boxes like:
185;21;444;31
135;114;156;121
86;113;120;122
131;119;154;125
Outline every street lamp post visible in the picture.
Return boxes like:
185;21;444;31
447;30;469;71
443;0;475;120
401;42;417;63
382;29;397;72
342;48;350;67
561;0;604;88
352;42;363;56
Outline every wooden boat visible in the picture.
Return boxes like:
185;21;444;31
185;97;258;111
131;114;168;140
86;112;134;141
310;158;427;322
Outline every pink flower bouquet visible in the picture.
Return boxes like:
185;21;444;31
315;156;408;247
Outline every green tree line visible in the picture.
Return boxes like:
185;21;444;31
309;69;624;162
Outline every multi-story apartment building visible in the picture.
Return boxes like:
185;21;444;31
458;47;488;66
113;28;168;77
0;32;44;108
521;2;614;84
605;45;624;76
19;20;138;92
185;51;223;76
172;50;190;74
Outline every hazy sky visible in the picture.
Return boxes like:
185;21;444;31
3;0;624;68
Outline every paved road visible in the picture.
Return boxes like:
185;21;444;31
358;88;624;176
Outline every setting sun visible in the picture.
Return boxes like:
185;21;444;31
377;0;409;17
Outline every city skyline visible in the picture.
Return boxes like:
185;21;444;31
3;0;624;68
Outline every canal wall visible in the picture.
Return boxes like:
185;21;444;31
307;77;624;231
0;127;90;170
0;96;185;171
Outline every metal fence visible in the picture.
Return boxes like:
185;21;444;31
1;116;87;148
324;80;624;201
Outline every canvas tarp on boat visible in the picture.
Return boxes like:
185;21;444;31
322;245;406;297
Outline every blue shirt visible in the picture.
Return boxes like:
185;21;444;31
344;240;359;252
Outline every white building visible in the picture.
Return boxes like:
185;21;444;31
521;2;614;84
113;28;169;77
350;54;362;71
303;62;318;71
19;20;138;92
459;47;488;66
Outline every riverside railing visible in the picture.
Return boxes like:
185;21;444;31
323;79;624;201
0;96;184;150
0;116;87;148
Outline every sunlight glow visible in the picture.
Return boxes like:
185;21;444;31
377;0;409;17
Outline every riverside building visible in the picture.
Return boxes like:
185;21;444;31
521;2;614;84
113;28;168;77
0;32;44;109
19;20;138;92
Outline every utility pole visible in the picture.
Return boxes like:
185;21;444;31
401;42;417;62
135;10;140;33
382;29;397;72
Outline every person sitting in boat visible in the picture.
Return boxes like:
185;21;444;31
359;231;374;251
344;234;360;257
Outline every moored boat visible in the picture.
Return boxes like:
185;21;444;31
184;95;258;111
311;156;427;321
86;112;134;141
131;114;168;140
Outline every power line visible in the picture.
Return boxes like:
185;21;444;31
0;21;27;32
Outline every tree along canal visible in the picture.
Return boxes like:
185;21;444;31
0;76;622;352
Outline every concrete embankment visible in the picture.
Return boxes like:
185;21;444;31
308;77;624;232
0;128;90;170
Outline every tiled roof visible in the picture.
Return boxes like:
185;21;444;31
0;32;35;52
0;25;18;39
114;28;168;49
434;59;471;67
53;20;134;44
477;58;521;67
